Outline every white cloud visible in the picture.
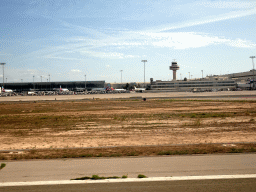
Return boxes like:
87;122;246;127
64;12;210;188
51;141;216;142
19;8;256;63
132;32;255;49
147;6;256;32
80;50;140;59
226;38;256;48
197;1;256;9
81;50;125;59
40;30;256;60
71;69;82;73
44;55;83;61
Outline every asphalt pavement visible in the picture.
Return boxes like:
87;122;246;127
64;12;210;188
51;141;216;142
1;154;256;182
1;179;256;192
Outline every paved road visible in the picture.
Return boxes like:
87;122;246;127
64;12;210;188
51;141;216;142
1;90;256;101
1;154;256;182
1;179;256;192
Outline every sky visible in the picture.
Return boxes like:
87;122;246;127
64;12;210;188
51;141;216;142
0;0;256;83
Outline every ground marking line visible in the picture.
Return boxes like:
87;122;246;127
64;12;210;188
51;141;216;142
1;174;256;187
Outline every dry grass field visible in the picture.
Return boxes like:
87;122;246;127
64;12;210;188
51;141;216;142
1;98;256;159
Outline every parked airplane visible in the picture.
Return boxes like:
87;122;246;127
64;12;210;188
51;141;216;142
91;88;106;93
60;85;69;92
134;86;146;92
53;85;69;92
1;86;13;93
113;88;126;93
28;91;37;95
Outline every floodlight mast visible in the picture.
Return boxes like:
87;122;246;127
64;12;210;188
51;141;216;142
141;60;147;88
85;75;86;92
250;56;256;90
0;63;6;87
33;75;35;89
120;70;123;85
49;74;51;90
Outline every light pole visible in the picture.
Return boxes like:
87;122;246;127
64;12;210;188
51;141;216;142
20;79;23;92
120;70;123;85
250;56;256;90
33;75;35;90
6;78;7;83
201;70;203;79
0;63;6;87
40;76;42;91
84;75;86;92
48;74;51;91
141;60;147;88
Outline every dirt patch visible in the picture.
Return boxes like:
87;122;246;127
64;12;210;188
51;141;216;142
0;99;256;159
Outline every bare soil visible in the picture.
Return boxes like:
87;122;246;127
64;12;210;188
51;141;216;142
0;99;256;159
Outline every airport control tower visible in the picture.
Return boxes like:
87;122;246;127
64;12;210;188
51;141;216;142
169;60;180;81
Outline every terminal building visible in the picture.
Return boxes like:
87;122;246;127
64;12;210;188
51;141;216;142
1;81;105;93
149;60;240;92
150;79;236;92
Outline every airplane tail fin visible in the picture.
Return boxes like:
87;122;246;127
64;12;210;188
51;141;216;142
2;86;5;92
60;85;63;91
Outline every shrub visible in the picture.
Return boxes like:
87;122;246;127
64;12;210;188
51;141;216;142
127;151;138;156
250;147;256;152
138;174;147;178
72;176;91;180
157;151;173;155
0;163;6;170
229;148;244;153
91;175;104;180
108;176;120;179
193;119;201;127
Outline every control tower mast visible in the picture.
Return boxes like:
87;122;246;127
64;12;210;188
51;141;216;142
169;60;180;81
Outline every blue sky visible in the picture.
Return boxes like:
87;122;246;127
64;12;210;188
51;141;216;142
0;0;256;83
